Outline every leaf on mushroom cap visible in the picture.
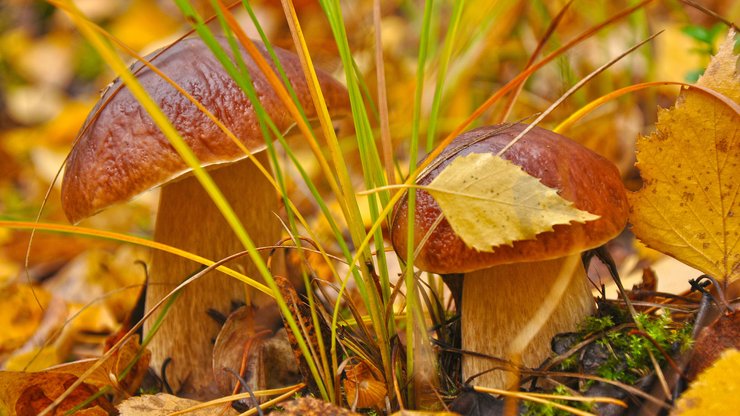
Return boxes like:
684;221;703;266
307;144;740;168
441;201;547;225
391;123;629;274
427;152;599;252
628;30;740;284
61;37;350;224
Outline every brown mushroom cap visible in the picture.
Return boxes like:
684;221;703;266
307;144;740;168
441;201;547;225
62;37;349;224
391;123;629;274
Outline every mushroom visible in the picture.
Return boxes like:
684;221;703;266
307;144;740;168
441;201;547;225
61;37;349;397
391;123;628;388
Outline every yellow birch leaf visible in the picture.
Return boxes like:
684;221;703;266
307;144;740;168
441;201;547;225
628;30;740;283
427;153;599;252
674;349;740;416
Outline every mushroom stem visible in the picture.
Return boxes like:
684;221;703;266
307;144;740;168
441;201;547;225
145;152;281;398
461;255;594;388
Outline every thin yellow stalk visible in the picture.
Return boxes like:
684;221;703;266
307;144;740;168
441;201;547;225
169;384;305;415
237;385;305;416
1;220;270;295
555;81;740;133
374;0;395;186
474;386;626;415
496;0;574;124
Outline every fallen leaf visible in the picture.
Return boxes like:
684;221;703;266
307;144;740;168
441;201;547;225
3;295;69;371
0;284;51;362
212;306;299;399
117;393;237;416
629;30;740;283
0;335;149;411
46;335;150;397
686;312;740;382
0;372;111;416
674;348;740;416
343;361;387;409
427;152;599;252
43;246;146;323
212;306;267;399
271;396;361;415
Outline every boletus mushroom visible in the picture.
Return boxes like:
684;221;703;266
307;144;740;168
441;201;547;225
391;123;628;388
61;37;349;398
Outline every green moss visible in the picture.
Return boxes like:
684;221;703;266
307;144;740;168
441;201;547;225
552;311;693;386
593;312;693;384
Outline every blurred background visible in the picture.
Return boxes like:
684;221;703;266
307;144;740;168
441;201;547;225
0;0;737;370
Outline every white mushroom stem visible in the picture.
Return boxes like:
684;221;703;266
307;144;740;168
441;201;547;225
145;152;281;398
461;254;594;388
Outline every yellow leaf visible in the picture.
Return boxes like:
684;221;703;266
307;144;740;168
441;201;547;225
674;349;740;416
628;30;740;283
427;153;599;252
0;284;51;359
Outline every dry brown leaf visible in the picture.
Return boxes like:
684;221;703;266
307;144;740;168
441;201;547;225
117;393;237;416
0;334;149;412
47;334;149;397
629;30;740;284
0;372;111;416
686;312;740;382
343;361;387;409
271;397;361;415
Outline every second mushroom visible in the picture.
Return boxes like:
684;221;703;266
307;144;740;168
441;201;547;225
391;123;628;388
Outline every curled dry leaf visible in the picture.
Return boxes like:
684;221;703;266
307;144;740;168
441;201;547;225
343;361;387;409
212;306;267;399
629;30;740;284
212;305;300;403
427;152;598;252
